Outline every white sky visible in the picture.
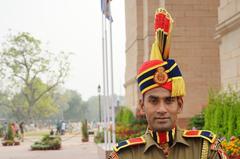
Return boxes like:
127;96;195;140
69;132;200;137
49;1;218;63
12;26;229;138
0;0;126;100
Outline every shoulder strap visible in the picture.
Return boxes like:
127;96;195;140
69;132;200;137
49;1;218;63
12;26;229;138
113;137;146;152
183;130;217;143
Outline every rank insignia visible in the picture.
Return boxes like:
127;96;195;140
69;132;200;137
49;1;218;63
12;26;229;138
113;137;146;152
183;130;217;143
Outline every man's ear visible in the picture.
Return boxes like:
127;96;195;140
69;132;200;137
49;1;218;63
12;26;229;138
177;97;183;114
139;98;145;113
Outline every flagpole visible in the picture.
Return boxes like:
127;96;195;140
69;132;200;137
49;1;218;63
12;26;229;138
108;3;116;145
101;13;107;149
104;16;111;150
101;0;114;149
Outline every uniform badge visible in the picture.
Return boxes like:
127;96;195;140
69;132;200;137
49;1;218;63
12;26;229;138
154;67;168;85
108;152;119;159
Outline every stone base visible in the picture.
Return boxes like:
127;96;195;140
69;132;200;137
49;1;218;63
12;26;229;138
97;144;113;159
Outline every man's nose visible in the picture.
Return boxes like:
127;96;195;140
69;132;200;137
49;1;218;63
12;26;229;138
156;101;167;113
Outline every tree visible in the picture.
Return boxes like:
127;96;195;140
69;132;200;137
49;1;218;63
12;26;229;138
0;70;60;122
0;32;70;121
0;91;11;118
52;89;70;120
63;90;87;121
86;96;99;122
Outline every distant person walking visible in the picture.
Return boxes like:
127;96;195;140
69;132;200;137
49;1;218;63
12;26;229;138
61;121;66;135
19;122;24;142
56;121;61;135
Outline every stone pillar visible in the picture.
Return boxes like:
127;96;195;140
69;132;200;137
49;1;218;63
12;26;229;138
124;0;144;113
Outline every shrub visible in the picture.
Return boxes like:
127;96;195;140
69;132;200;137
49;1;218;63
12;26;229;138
116;106;135;125
81;120;89;142
204;89;240;139
116;118;147;142
5;123;14;141
188;113;204;130
94;131;104;143
31;134;61;150
2;123;20;146
115;106;147;142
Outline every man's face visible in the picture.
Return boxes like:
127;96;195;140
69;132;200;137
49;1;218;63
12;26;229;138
141;87;183;131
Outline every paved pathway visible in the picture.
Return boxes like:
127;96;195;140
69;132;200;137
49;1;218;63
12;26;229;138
0;135;100;159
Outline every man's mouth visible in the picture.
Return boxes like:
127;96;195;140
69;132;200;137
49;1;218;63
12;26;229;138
154;117;170;122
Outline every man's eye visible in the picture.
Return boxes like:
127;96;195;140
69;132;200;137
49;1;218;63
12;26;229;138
148;97;159;105
165;97;176;104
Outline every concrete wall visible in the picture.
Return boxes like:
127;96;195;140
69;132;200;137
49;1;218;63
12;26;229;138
216;0;240;90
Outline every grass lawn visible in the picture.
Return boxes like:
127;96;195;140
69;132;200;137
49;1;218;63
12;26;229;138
25;129;50;137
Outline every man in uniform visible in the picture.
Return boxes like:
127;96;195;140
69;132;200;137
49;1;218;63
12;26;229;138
108;8;228;159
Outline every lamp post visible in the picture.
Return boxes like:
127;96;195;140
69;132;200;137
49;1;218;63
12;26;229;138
98;85;102;122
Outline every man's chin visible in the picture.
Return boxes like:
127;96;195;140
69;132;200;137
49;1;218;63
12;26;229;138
153;124;172;131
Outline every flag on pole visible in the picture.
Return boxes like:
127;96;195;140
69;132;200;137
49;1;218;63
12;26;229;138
101;0;113;22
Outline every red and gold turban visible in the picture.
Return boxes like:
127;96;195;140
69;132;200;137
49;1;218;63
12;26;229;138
136;8;186;97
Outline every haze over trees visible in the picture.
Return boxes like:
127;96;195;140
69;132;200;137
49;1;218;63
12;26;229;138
0;32;70;121
0;32;125;123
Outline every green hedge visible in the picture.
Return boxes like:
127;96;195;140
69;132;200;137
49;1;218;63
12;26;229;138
115;106;147;142
116;106;135;125
188;113;204;130
31;135;61;150
204;89;240;139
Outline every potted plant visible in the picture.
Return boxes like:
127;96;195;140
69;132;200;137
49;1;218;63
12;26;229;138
31;134;61;150
2;123;20;146
94;131;104;143
81;120;89;142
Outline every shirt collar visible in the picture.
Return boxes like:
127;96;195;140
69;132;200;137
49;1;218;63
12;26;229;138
174;126;190;147
144;131;159;153
144;126;189;153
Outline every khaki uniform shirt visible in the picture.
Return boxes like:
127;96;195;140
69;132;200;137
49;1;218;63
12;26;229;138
109;128;226;159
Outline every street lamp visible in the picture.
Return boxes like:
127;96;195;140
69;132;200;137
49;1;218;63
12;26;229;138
97;85;102;122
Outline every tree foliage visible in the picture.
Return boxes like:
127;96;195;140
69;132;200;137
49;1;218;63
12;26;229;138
86;96;100;122
1;79;59;121
204;89;240;139
0;32;70;121
62;90;88;121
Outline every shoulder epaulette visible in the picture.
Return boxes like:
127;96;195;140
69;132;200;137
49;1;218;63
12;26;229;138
113;136;146;152
182;130;217;143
